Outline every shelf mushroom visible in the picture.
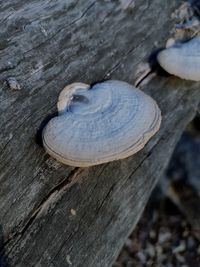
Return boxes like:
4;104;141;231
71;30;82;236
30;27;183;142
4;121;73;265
42;80;161;167
157;36;200;81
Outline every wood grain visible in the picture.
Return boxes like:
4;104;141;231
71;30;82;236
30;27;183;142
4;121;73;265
0;0;200;266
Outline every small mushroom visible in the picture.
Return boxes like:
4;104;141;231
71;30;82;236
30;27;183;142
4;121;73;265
157;36;200;81
42;80;161;167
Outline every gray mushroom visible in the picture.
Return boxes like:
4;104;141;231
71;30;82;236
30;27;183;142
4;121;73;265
42;80;161;167
157;36;200;81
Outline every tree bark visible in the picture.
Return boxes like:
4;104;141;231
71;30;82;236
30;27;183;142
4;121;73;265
0;0;200;266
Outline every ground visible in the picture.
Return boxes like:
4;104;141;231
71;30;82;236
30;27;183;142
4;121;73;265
114;117;200;267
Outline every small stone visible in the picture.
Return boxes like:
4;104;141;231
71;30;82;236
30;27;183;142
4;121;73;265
187;236;195;250
136;251;147;264
172;240;186;254
66;255;72;265
175;253;185;263
183;229;189;237
155;244;163;257
145;243;155;258
70;208;76;216
146;259;154;266
6;77;21;90
149;230;156;240
158;229;171;244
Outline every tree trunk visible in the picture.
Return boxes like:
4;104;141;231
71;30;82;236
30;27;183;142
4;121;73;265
0;0;200;266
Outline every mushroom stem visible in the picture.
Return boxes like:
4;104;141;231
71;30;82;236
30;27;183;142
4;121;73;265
57;83;89;114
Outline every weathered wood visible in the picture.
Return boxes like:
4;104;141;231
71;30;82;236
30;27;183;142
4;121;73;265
0;0;200;266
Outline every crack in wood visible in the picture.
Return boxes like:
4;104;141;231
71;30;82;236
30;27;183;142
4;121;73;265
3;167;83;254
0;2;95;77
22;2;96;57
46;166;108;266
0;64;18;75
46;143;162;266
104;34;151;79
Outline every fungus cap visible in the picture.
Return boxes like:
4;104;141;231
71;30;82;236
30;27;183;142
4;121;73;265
42;80;161;167
157;37;200;81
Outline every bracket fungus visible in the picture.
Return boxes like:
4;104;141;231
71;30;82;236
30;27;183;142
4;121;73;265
157;36;200;81
42;80;161;167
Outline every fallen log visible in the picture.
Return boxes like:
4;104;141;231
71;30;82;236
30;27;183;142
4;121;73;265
0;0;200;266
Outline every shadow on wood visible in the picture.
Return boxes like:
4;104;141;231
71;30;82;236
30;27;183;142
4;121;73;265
0;225;9;267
